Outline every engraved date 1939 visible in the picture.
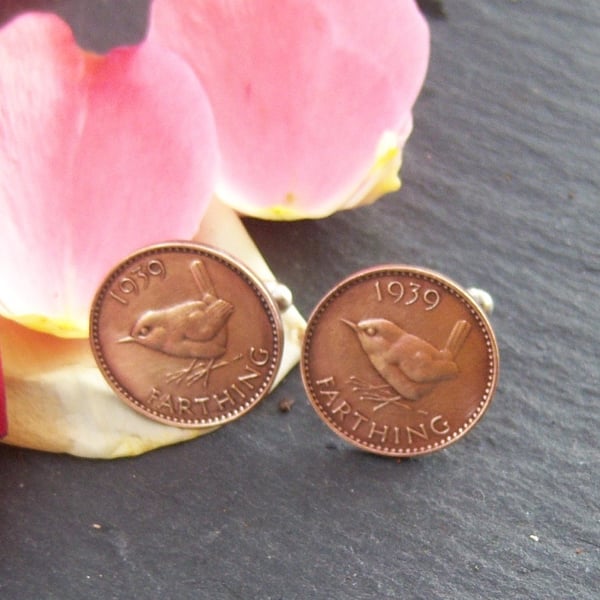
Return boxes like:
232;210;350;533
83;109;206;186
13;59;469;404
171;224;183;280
374;279;440;311
109;259;167;305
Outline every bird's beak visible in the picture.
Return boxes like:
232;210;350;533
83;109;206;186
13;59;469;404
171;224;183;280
340;318;359;332
117;335;135;344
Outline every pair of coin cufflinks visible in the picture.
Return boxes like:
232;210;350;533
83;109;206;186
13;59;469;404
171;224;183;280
90;242;499;458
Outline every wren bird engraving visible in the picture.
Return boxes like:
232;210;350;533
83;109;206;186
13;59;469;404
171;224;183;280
342;317;471;402
120;260;235;385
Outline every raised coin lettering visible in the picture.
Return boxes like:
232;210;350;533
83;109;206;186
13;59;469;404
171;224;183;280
90;243;283;427
301;265;499;457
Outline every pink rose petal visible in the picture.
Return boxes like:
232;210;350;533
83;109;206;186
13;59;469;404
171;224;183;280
0;13;218;335
149;0;429;217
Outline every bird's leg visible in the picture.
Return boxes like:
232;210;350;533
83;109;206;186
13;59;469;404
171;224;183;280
369;395;411;412
186;358;215;387
348;376;391;393
186;353;244;387
368;396;428;415
349;378;429;414
350;377;408;407
166;359;200;385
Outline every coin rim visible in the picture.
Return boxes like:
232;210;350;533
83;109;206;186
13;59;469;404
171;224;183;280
89;241;284;428
300;264;500;457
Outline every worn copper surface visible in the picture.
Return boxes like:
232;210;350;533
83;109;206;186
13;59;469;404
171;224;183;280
90;243;283;427
301;266;499;457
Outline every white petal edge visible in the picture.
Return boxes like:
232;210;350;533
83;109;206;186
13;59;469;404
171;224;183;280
215;126;411;220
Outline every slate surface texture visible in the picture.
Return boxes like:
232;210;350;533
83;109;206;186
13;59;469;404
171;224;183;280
1;1;598;599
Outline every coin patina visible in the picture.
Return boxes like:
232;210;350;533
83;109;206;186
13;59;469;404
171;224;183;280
301;266;499;457
90;243;283;427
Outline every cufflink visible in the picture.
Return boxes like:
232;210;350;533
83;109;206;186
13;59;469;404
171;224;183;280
301;265;499;457
90;242;283;427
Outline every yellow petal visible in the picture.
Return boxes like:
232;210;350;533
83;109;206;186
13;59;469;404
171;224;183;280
336;126;411;212
8;313;88;339
218;127;410;221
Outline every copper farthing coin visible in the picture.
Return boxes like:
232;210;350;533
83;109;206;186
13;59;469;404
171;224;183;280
301;266;499;457
90;243;283;427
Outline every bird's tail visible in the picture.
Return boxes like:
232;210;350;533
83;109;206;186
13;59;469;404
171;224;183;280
190;260;217;298
444;320;472;357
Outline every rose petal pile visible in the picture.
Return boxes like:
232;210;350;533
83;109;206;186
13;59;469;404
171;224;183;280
0;1;429;455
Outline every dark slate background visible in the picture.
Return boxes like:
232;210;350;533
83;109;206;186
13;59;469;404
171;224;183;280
1;1;598;598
